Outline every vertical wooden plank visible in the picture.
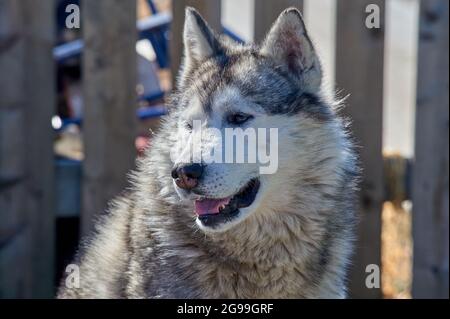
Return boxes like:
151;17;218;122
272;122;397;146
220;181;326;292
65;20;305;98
254;0;303;42
170;0;222;84
23;0;56;298
412;0;449;299
335;0;385;298
82;0;137;235
0;0;55;297
0;0;29;298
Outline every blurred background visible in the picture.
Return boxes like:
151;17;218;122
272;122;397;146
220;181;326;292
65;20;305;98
0;0;448;299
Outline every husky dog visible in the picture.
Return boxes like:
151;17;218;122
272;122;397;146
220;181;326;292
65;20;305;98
58;7;359;299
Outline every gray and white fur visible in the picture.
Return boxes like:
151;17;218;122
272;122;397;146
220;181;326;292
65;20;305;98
58;7;359;299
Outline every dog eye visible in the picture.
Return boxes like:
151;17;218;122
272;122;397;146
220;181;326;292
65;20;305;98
226;113;254;125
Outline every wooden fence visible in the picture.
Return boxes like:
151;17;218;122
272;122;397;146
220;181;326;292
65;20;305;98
412;0;449;298
0;0;448;298
335;0;385;299
81;0;138;236
0;0;55;298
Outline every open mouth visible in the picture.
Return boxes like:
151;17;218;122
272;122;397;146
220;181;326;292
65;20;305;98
194;178;260;228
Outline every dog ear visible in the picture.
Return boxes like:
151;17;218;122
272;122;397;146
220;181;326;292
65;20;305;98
260;8;322;92
183;7;222;70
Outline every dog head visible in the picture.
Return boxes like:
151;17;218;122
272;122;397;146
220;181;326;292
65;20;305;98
167;7;346;233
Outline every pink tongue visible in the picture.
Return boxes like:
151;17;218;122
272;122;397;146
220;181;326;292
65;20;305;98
194;197;231;216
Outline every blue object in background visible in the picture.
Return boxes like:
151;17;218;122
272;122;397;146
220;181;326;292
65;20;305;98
55;158;81;218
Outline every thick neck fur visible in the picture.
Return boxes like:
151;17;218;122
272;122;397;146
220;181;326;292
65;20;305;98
146;192;345;298
133;119;354;298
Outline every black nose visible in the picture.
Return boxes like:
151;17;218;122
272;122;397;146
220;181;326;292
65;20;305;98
171;163;204;190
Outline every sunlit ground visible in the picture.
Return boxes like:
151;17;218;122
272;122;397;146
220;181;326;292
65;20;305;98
382;201;413;299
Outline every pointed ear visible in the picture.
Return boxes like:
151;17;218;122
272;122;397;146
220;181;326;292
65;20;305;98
183;7;222;69
260;8;322;92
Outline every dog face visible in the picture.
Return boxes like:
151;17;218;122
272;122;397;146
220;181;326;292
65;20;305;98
169;8;340;233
